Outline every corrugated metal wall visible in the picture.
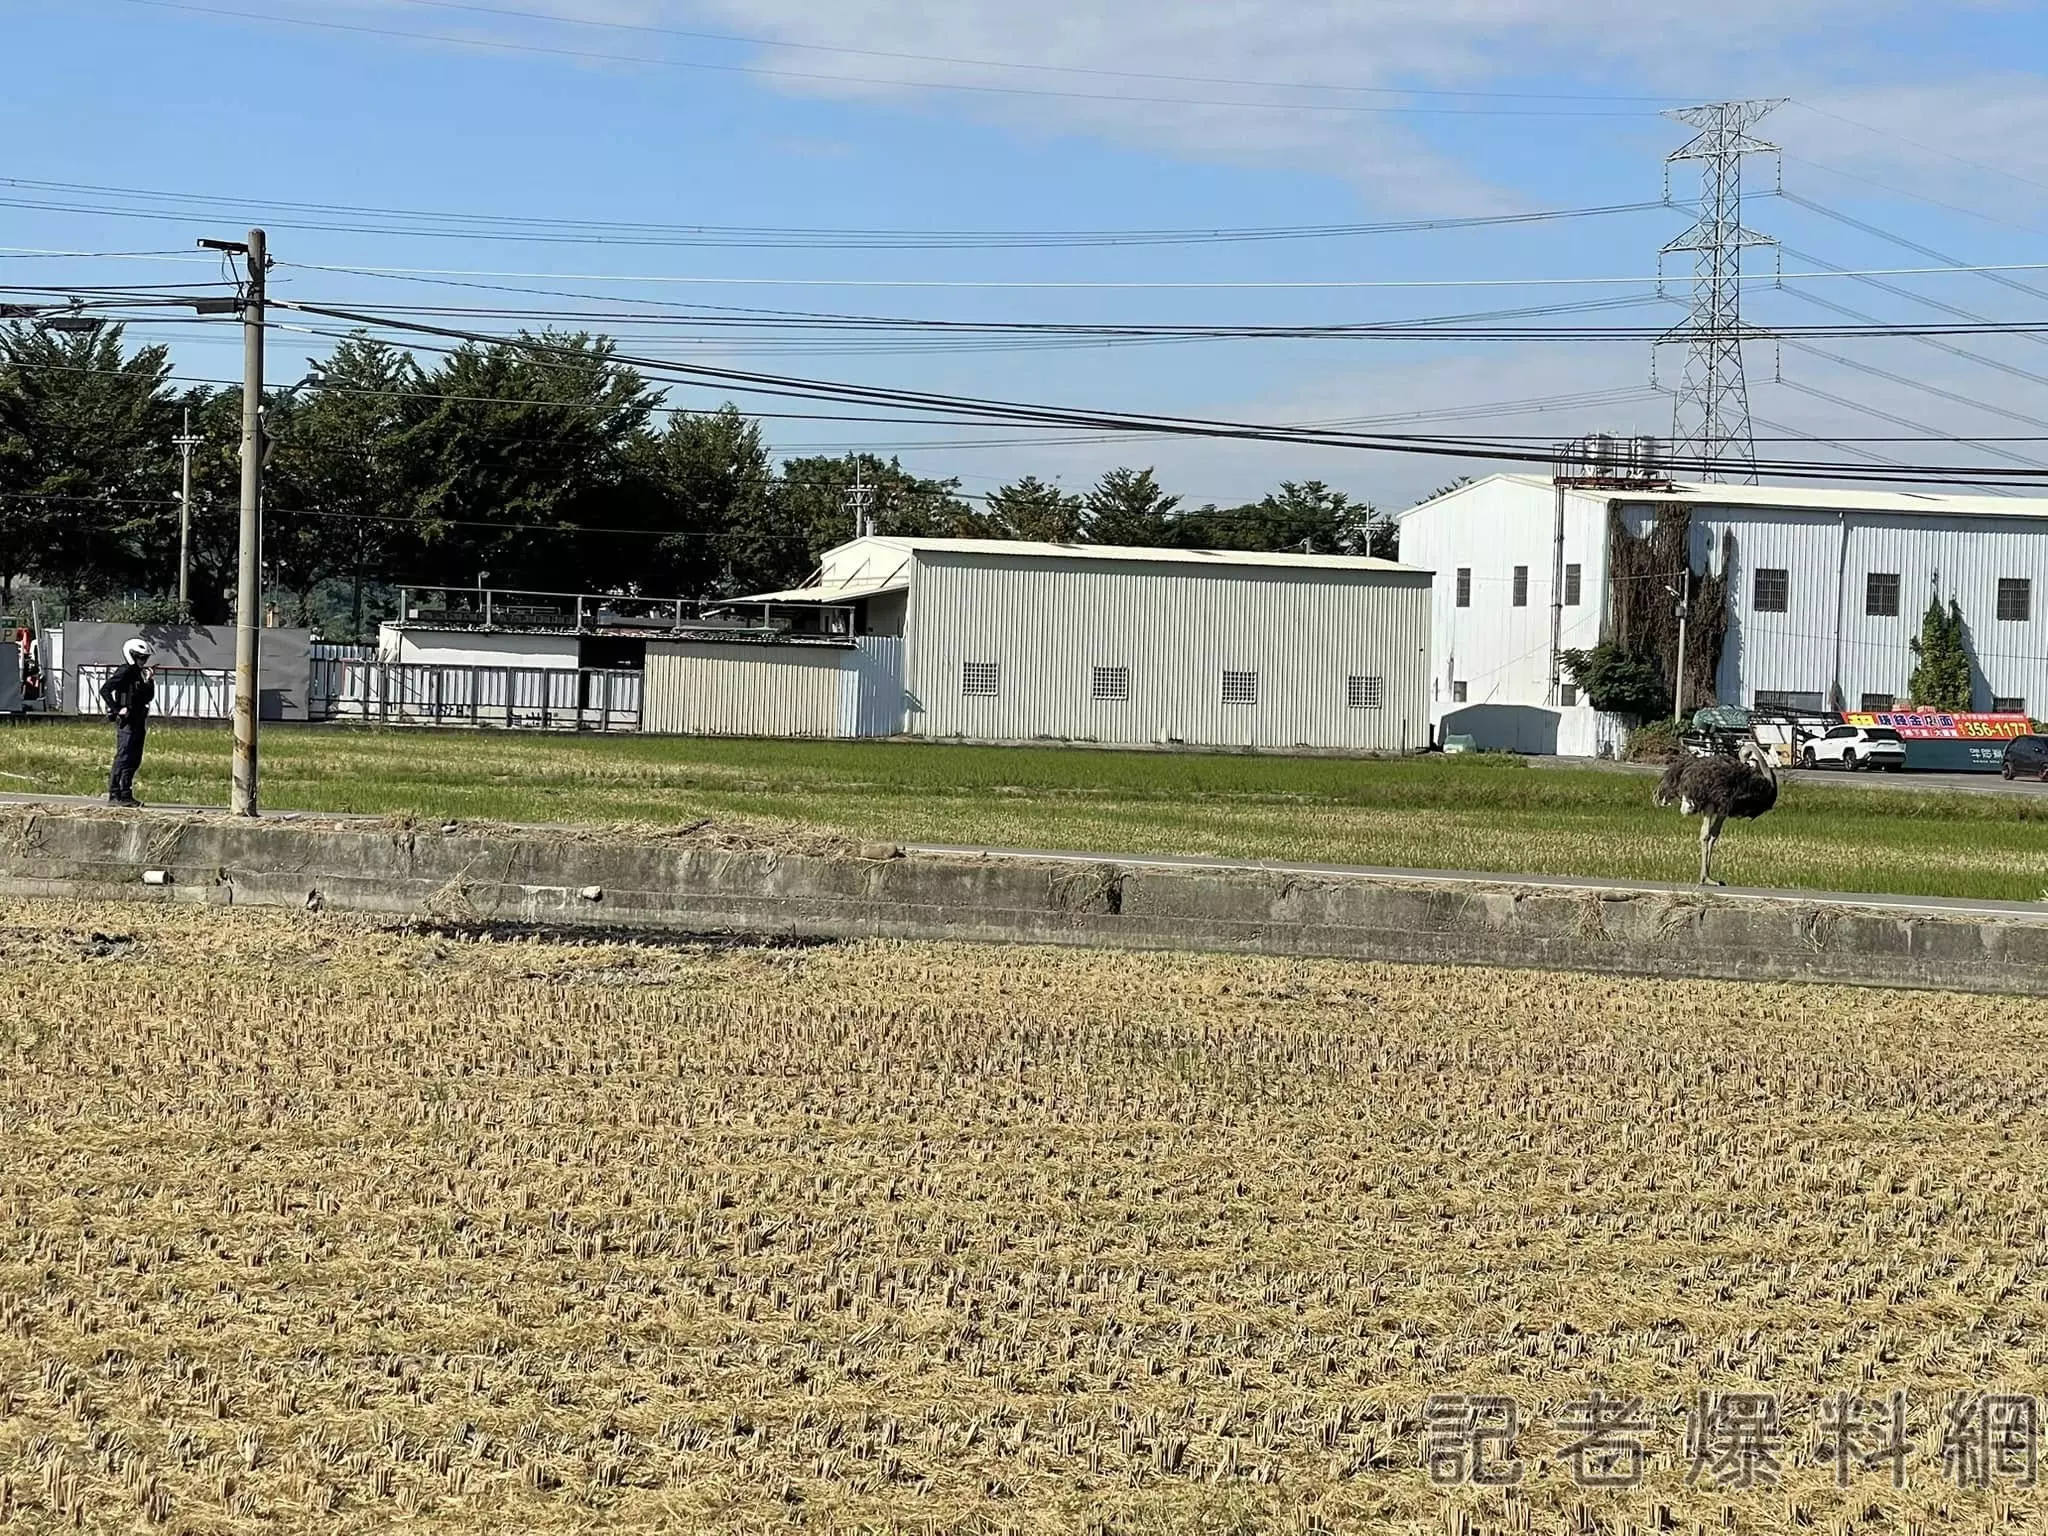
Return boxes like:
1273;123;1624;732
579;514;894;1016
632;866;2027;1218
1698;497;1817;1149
904;554;1431;750
1618;503;2048;713
840;636;905;736
643;643;845;737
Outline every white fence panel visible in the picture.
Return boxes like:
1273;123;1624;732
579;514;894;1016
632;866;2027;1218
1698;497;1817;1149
312;659;640;731
75;665;233;720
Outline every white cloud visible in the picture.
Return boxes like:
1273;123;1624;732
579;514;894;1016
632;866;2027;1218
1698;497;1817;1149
1789;82;2048;207
280;3;2048;211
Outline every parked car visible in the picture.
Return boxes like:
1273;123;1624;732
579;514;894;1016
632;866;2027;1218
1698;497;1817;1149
2003;734;2048;781
1800;724;1908;771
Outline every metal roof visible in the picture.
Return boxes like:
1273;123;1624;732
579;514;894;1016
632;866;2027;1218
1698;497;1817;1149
1410;472;2048;521
830;535;1423;573
731;574;909;605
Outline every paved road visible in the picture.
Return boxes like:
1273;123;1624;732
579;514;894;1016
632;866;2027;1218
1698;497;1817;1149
1529;756;2048;799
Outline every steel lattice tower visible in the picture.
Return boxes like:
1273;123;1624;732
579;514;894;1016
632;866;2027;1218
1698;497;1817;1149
1658;99;1783;483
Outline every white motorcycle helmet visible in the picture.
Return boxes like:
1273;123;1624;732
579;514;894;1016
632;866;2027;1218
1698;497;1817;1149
123;638;153;664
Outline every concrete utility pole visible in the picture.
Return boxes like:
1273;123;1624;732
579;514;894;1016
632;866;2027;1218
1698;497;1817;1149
1671;579;1692;724
172;407;203;609
202;229;266;817
843;459;877;539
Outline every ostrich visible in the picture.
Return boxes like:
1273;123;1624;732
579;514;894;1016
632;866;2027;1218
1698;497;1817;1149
1653;738;1780;885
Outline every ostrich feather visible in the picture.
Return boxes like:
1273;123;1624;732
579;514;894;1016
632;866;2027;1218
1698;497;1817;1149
1653;753;1779;820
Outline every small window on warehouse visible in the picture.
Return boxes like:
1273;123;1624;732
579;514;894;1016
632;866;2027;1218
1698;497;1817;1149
1993;696;2027;715
1512;566;1529;607
1452;680;1468;703
1564;564;1582;607
1091;665;1130;702
1221;670;1258;707
1347;675;1384;710
1998;578;2032;622
1455;568;1472;607
1754;568;1790;613
1859;693;1895;712
1560;682;1579;707
961;661;999;697
1865;572;1900;617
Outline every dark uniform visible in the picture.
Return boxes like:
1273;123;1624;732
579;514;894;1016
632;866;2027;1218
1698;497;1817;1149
100;662;155;805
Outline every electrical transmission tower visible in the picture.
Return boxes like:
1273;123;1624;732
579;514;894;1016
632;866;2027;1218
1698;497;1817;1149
1657;99;1783;483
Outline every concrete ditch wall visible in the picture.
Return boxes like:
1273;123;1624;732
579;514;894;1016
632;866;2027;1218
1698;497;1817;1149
2;806;2045;995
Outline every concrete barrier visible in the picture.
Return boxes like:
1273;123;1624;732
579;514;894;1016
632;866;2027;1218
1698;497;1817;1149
1;805;2044;994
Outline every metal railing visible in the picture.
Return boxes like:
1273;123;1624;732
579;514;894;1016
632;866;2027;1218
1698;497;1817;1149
311;659;641;731
75;664;233;719
394;584;856;640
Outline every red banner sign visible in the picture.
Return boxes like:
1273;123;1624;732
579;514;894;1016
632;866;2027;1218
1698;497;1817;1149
1841;711;2033;740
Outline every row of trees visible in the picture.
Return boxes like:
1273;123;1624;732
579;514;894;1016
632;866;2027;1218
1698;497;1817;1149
0;322;1395;634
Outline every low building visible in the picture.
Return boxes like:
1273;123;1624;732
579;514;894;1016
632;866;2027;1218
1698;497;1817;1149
1398;472;2048;754
649;536;1433;751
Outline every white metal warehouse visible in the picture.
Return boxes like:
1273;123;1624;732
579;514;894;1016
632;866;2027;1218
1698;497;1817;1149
644;536;1433;751
1398;472;2048;753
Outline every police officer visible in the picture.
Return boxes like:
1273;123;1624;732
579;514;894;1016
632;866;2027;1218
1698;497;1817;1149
100;637;156;807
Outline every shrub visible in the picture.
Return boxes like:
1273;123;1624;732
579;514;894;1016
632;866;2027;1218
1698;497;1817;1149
1558;644;1670;722
1625;719;1683;762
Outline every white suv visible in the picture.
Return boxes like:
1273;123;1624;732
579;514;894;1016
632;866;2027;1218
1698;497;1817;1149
1800;724;1907;771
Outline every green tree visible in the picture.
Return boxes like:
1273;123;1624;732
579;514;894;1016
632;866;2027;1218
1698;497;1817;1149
747;454;977;596
1907;593;1974;710
984;474;1083;542
641;404;774;598
1178;479;1389;557
398;332;661;593
1558;643;1670;722
266;336;422;636
1082;466;1180;546
0;320;174;605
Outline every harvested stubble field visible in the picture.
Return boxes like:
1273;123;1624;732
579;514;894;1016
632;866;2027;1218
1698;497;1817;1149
3;903;2046;1535
7;721;2048;900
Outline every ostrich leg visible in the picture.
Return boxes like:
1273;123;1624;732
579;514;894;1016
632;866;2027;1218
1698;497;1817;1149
1698;815;1727;886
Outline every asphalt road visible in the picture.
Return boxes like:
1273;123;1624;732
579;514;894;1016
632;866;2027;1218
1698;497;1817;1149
1530;757;2048;798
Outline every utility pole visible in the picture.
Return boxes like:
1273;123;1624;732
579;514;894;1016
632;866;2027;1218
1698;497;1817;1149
201;230;266;817
172;407;203;610
1671;579;1692;724
1657;100;1782;483
843;458;877;539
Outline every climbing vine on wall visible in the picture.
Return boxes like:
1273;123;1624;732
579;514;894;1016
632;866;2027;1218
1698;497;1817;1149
1605;504;1731;710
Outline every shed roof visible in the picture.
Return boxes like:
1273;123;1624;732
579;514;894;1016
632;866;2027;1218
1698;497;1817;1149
1405;472;2048;521
730;573;909;605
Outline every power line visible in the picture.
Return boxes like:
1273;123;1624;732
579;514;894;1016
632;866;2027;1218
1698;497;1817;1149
273;296;2048;484
1776;377;2045;475
1776;281;2048;395
282;257;2048;290
1780;191;2048;309
1789;101;2048;199
112;0;1659;118
0;177;1683;250
1774;244;2048;374
1779;339;2048;451
1784;154;2048;241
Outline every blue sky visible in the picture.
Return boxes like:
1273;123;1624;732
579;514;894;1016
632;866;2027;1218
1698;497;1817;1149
5;0;2048;508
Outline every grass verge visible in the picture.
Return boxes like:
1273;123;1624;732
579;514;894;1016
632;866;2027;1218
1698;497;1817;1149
4;719;2047;900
